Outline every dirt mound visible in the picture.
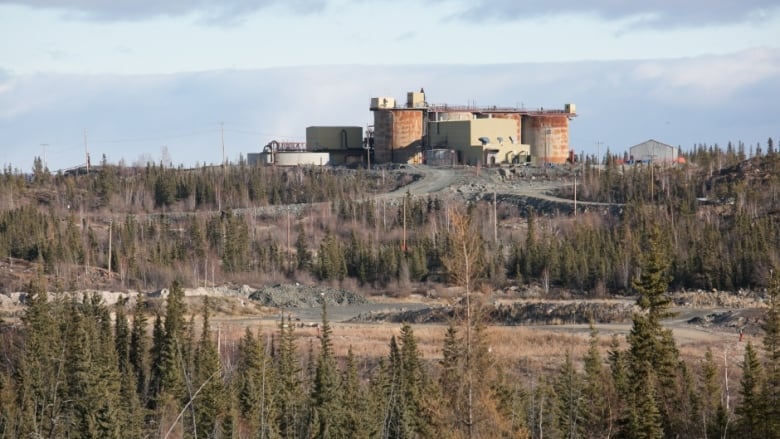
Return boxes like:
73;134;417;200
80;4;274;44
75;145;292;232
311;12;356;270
686;308;766;335
249;284;368;308
349;300;636;325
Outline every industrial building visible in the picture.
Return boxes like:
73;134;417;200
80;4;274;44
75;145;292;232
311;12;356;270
249;89;576;167
305;126;365;166
628;139;679;164
370;90;577;166
247;141;330;167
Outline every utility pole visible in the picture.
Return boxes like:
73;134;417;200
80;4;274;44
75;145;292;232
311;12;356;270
107;219;113;276
402;196;407;253
493;191;498;243
573;172;577;217
544;126;551;171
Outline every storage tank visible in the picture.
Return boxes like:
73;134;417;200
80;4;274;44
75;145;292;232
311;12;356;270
372;109;425;163
522;114;570;164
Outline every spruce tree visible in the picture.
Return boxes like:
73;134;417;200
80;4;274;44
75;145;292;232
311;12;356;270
581;324;612;437
192;297;226;438
237;328;278;437
736;341;765;438
625;226;682;437
341;346;370;438
295;223;312;272
554;351;583;438
160;281;188;400
129;294;149;404
311;300;343;438
15;279;67;438
276;314;305;439
383;335;408;438
762;270;780;437
114;297;130;373
398;323;431;437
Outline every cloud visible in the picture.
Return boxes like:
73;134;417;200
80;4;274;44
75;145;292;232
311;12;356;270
0;0;328;23
452;0;780;28
632;48;780;103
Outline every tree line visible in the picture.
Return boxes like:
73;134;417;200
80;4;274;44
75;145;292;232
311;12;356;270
2;146;780;294
2;220;780;438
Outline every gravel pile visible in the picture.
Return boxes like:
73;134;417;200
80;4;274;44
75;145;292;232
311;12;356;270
350;300;636;325
249;284;368;308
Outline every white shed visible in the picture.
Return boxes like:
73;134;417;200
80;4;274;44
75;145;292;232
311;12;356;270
629;139;678;163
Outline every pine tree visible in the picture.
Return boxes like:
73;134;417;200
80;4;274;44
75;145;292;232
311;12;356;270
625;226;681;437
398;323;429;436
276;314;306;439
736;341;765;438
701;347;729;438
15;279;68;438
160;281;188;400
581;324;612;437
114;297;131;374
762;270;780;437
236;328;278;437
311;300;343;438
341;347;370;438
382;335;409;438
129;294;150;404
148;313;165;404
295;223;312;272
115;297;144;436
192;296;226;437
554;351;583;438
63;293;123;438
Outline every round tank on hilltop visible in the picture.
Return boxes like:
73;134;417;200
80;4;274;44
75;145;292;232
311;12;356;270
522;115;570;164
372;109;425;164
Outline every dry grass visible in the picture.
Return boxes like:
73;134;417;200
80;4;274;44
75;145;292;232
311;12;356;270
210;313;748;381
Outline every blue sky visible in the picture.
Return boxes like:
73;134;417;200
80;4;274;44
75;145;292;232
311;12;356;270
1;0;779;171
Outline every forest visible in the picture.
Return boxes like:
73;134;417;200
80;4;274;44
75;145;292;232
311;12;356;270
0;139;779;438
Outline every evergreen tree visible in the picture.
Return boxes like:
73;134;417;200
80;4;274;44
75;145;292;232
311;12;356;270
276;314;306;439
736;341;765;438
114;297;131;374
701;347;729;438
581;324;612;437
341;346;370;438
295;223;312;272
382;335;409;438
148;313;165;404
15;279;68;438
398;323;431;436
554;351;583;438
192;296;226;437
625;226;681;437
160;281;188;400
63;294;123;438
129;294;150;404
762;270;780;437
311;300;343;438
236;328;278;437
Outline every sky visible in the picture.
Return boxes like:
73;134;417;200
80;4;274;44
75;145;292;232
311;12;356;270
1;0;779;171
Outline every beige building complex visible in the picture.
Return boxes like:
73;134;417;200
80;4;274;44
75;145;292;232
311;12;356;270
370;90;577;166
